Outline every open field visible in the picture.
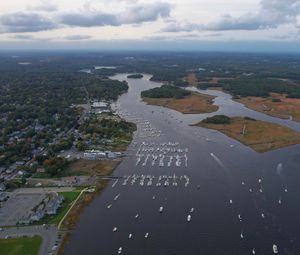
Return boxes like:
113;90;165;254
237;94;300;122
198;117;300;152
144;92;218;114
65;159;121;176
184;73;198;86
0;235;42;255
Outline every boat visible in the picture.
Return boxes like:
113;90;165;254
152;196;156;200
114;194;120;201
159;206;163;213
129;234;132;239
238;214;242;221
285;187;288;193
273;244;278;254
135;214;139;219
118;247;122;254
240;232;244;239
278;199;282;204
229;200;233;204
107;204;112;209
261;213;265;219
252;248;256;254
190;208;194;213
145;232;149;238
113;227;117;232
187;214;191;222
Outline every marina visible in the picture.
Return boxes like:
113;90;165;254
63;74;300;255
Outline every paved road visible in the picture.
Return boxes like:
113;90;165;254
0;225;59;255
14;187;75;194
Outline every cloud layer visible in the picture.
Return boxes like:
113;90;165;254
163;0;300;32
0;1;171;33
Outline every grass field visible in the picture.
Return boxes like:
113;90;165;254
65;159;120;176
198;117;300;152
0;235;42;255
144;92;218;114
237;93;300;122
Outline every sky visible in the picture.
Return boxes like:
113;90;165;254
0;0;300;52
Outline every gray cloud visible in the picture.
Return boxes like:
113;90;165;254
59;2;171;27
11;34;34;40
163;0;300;32
27;0;58;12
64;35;92;40
0;12;56;33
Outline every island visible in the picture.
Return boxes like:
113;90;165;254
197;115;300;152
194;76;300;123
127;73;143;79
141;85;218;114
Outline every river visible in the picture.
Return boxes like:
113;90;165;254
63;74;300;255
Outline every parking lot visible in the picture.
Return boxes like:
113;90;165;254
0;193;45;226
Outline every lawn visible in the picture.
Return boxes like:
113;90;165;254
65;159;120;176
0;235;42;255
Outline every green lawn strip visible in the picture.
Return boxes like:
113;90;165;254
0;235;42;255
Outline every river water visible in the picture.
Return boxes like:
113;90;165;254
63;74;300;255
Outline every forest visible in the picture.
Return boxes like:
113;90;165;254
141;85;191;99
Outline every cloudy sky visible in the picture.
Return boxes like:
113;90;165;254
0;0;300;51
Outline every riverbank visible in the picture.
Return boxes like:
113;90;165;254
197;116;300;152
143;92;218;114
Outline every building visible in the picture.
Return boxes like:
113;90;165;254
45;195;64;215
91;101;108;109
0;183;6;192
30;210;45;222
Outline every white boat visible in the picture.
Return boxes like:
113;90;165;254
229;200;233;204
107;204;112;209
145;232;149;238
187;214;191;222
273;244;278;254
113;227;117;232
159;206;163;213
114;194;120;201
135;214;139;219
238;214;242;221
285;187;288;193
152;196;156;200
129;234;132;239
190;208;194;213
118;247;122;254
252;248;256;254
240;232;244;239
278;199;282;204
261;213;265;219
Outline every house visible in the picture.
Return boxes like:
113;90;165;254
0;192;8;202
45;195;64;215
30;210;45;222
18;217;32;225
0;183;6;192
83;152;97;160
91;101;108;109
106;151;117;159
